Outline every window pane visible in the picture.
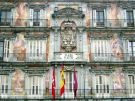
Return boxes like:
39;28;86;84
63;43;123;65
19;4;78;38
0;42;3;58
133;42;135;46
1;11;5;22
33;10;40;21
32;86;34;94
7;11;11;22
36;86;38;94
0;11;1;22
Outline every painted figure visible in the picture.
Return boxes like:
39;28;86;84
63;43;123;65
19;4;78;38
13;34;26;61
110;34;124;60
12;69;24;95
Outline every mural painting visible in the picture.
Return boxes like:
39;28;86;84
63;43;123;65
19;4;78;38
12;69;25;95
110;34;124;60
13;34;26;61
15;3;28;26
112;68;125;94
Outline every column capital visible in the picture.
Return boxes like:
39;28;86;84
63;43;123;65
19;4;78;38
78;26;85;33
52;26;60;32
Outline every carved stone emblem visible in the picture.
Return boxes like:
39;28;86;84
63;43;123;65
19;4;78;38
61;21;76;52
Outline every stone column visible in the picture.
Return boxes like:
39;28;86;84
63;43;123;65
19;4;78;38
78;27;84;52
54;27;60;52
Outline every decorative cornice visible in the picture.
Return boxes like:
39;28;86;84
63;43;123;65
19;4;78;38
23;68;49;75
28;2;49;9
0;2;15;10
52;7;85;19
0;68;15;75
87;3;110;9
118;2;135;9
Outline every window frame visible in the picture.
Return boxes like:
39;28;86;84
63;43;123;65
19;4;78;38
0;75;9;95
0;41;4;60
28;76;42;96
96;10;105;27
128;74;135;95
33;9;40;26
90;38;111;61
95;75;110;95
128;41;135;60
0;10;11;26
26;40;46;62
126;10;134;27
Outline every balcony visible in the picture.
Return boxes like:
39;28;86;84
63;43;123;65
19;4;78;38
33;22;40;26
53;52;84;62
0;19;48;27
0;89;134;100
96;22;105;27
0;22;11;26
90;53;135;62
127;22;134;27
3;53;46;62
89;19;135;28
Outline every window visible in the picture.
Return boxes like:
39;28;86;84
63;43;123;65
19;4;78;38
129;41;135;60
126;11;134;27
4;40;10;61
91;39;110;61
128;75;135;94
65;72;73;92
28;76;42;95
95;75;109;94
0;42;3;60
0;10;11;26
33;10;40;26
27;40;46;61
0;75;8;94
96;10;104;27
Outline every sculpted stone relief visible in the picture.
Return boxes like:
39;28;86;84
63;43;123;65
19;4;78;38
61;21;76;52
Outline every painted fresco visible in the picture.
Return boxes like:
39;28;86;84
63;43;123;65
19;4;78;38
108;4;121;27
12;69;25;95
112;68;125;92
13;33;26;61
15;3;28;26
110;34;124;60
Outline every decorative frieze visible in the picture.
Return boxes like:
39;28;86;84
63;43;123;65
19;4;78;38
54;52;83;61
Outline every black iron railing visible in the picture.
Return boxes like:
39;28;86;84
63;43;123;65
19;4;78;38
0;19;49;27
0;19;134;28
0;53;134;62
90;53;135;62
0;89;135;99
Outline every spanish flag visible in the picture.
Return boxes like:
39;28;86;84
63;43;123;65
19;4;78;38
60;64;65;96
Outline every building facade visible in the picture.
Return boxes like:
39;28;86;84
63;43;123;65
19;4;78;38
0;0;135;100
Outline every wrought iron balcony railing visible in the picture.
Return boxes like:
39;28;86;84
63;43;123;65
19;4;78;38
88;19;135;28
0;53;135;62
0;19;49;27
3;53;46;62
90;53;135;62
0;19;134;28
0;89;135;99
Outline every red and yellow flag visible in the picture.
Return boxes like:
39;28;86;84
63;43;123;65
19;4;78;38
52;67;56;98
60;64;65;96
